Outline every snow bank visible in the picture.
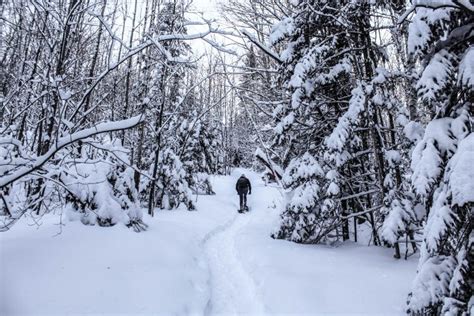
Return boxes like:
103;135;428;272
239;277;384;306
0;211;211;315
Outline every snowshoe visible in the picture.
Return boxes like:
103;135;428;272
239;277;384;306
238;206;249;213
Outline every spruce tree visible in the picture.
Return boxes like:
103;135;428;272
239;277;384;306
404;2;473;314
272;1;393;244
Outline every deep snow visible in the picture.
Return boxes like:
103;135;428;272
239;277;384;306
0;169;417;315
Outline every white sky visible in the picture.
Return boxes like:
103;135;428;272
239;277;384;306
190;0;220;18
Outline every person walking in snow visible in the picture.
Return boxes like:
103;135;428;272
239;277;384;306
236;174;252;212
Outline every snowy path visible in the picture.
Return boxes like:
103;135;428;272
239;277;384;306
204;213;265;315
202;171;266;315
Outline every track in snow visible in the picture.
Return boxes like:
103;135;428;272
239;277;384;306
203;209;265;315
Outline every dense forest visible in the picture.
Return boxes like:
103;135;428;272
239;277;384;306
1;0;472;315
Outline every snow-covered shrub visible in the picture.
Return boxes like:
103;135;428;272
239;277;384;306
381;152;422;247
191;172;215;195
381;197;415;246
154;148;195;211
272;153;339;243
380;127;425;256
62;159;144;230
0;136;16;217
0;125;60;222
108;164;146;231
0;126;29;217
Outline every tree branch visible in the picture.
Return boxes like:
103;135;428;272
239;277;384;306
0;115;144;189
241;30;283;64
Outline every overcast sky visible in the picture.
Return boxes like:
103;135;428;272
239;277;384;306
190;0;219;18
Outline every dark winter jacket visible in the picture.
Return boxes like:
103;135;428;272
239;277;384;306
236;176;251;194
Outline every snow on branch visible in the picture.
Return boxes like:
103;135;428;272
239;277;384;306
416;49;454;103
458;46;474;89
254;147;283;181
399;0;474;24
324;83;366;166
0;115;144;190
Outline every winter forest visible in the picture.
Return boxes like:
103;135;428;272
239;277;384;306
0;0;473;315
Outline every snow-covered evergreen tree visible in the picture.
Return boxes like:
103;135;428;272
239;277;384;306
175;109;220;195
156;148;195;211
144;0;201;215
404;2;473;314
272;152;334;243
270;0;354;242
377;70;424;258
272;1;399;244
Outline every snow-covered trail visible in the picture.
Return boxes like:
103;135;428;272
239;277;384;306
204;214;265;315
202;170;267;315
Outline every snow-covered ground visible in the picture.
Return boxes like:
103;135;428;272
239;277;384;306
1;169;417;315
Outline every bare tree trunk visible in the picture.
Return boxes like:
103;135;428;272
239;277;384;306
78;0;107;154
148;89;166;216
121;0;138;146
